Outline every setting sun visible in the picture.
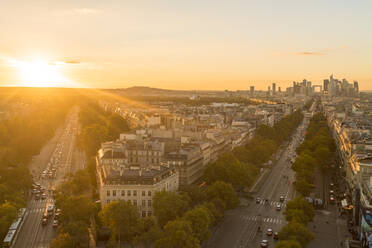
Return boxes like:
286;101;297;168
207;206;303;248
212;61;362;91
12;59;70;87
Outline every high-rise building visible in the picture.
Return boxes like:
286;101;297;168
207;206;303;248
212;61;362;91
329;74;337;96
250;86;255;95
354;81;359;94
272;83;276;95
278;87;281;93
323;79;329;92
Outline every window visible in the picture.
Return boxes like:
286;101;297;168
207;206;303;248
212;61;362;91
107;190;110;197
148;200;152;207
128;190;131;196
147;211;152;216
142;211;146;217
148;191;152;196
121;190;125;196
133;190;137;196
142;200;146;207
113;190;116;197
133;200;137;206
142;191;146;196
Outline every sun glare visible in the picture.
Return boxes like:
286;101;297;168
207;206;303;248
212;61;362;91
13;59;70;87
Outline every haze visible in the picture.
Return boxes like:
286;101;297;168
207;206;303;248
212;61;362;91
0;0;371;90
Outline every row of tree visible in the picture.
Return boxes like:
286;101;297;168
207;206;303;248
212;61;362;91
0;92;75;241
204;110;304;190
99;181;239;248
292;113;336;196
52;99;131;248
275;196;315;248
77;100;130;156
275;112;336;247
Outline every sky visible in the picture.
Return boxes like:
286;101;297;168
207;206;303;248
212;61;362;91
0;0;371;90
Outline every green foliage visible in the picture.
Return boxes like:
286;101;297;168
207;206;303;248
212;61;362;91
134;217;163;247
205;181;239;210
183;206;212;242
275;240;302;248
0;93;74;240
0;202;18;240
278;222;314;246
292;113;336;196
77;101;130;156
50;233;74;248
99;201;141;245
284;196;314;222
204;152;258;189
155;219;200;248
153;191;190;227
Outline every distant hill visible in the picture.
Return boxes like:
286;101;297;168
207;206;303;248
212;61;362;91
106;86;198;97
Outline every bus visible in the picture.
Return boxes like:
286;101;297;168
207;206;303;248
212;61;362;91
2;208;27;248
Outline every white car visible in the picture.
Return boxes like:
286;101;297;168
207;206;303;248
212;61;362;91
276;203;281;211
266;228;273;236
260;240;269;247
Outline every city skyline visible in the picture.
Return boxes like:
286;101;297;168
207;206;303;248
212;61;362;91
0;0;371;90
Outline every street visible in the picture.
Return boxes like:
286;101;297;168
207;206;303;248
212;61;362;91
14;108;85;248
206;113;310;248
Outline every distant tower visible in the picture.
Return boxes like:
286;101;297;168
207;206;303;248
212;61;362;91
323;79;329;92
278;87;281;93
268;86;271;96
272;83;276;95
250;86;255;95
354;81;359;94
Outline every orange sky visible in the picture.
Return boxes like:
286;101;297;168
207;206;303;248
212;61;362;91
0;1;371;90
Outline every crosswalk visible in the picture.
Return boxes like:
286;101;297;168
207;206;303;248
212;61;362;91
256;199;286;208
243;215;284;225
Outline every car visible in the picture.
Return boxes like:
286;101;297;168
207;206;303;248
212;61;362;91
329;190;334;195
41;193;47;200
266;228;273;236
42;217;48;226
273;232;278;240
256;197;261;204
276;204;281;211
54;213;60;220
35;194;40;200
56;208;61;214
279;196;284;202
260;240;269;247
53;220;58;228
330;196;335;204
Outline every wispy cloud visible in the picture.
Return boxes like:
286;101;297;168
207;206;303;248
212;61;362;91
73;8;100;15
277;46;350;57
296;51;324;56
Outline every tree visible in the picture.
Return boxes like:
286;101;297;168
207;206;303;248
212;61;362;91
99;201;141;245
284;196;314;222
0;202;18;240
134;217;163;248
284;209;310;225
275;240;302;248
205;181;239;210
183;206;212;242
278;222;314;246
153;191;190;227
155;219;200;248
294;178;314;196
50;233;74;248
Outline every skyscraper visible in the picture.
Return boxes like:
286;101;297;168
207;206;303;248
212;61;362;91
272;83;276;95
250;86;255;95
354;81;359;94
323;79;329;92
